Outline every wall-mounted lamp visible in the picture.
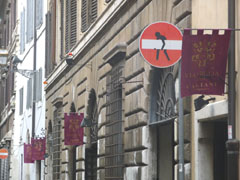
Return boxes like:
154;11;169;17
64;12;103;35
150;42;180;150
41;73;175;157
12;55;35;78
194;95;216;111
65;52;74;65
80;116;93;127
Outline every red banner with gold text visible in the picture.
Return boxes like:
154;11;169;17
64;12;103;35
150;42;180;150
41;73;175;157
181;29;231;97
64;113;84;146
24;143;34;163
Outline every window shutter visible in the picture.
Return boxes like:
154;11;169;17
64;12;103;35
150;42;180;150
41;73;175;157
38;68;42;101
23;8;25;51
81;0;88;32
35;68;42;102
36;0;43;29
27;0;34;42
26;77;32;109
19;88;24;115
65;0;70;53
90;0;97;24
45;12;52;77
105;0;111;3
60;0;64;58
70;0;77;48
20;11;23;53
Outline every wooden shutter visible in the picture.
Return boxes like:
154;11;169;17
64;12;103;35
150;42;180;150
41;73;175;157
60;0;64;58
90;0;97;24
26;77;32;109
37;68;42;101
45;12;54;77
65;0;70;53
81;0;88;32
27;0;33;42
19;87;23;115
36;0;43;28
70;0;77;48
65;0;77;53
20;11;24;54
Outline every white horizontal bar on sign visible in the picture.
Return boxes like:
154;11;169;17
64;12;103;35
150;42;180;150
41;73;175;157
142;39;182;50
0;153;8;156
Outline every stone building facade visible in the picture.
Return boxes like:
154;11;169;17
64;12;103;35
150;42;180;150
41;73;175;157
44;0;192;179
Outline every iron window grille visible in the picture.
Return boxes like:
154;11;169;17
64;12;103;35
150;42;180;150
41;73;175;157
150;67;177;125
105;64;124;180
52;108;62;180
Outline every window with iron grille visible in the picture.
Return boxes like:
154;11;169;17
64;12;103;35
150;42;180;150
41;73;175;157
150;67;176;125
150;67;176;179
85;89;97;180
52;106;62;180
81;0;98;33
85;144;97;180
105;64;124;180
65;0;77;53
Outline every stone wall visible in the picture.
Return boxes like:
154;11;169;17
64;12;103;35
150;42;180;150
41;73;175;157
45;0;192;179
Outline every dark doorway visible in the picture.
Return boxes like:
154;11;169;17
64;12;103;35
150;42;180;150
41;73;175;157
213;121;227;180
157;123;174;180
85;143;97;180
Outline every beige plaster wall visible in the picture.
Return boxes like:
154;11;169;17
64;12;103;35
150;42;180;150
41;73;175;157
192;1;229;180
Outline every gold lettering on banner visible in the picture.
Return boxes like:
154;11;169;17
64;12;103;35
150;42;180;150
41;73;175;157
192;40;216;67
69;118;79;140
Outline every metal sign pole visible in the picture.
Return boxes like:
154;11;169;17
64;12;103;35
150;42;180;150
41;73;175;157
178;61;184;180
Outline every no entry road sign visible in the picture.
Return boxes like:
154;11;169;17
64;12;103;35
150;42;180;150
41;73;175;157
0;148;8;159
139;21;182;68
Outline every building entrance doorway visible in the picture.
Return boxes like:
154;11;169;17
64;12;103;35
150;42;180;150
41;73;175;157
198;119;227;180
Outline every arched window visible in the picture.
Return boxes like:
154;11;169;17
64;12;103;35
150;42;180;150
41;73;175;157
150;67;177;180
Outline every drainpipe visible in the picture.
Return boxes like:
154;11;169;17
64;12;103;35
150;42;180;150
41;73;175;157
226;0;239;180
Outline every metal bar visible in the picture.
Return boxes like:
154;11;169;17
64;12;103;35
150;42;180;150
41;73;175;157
178;62;184;180
32;0;37;138
226;1;239;180
183;28;240;31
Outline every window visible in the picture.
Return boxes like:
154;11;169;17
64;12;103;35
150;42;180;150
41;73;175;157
19;87;24;115
20;9;25;54
105;64;124;179
65;0;77;53
85;89;98;180
26;0;34;42
26;77;32;109
52;106;62;180
150;67;176;179
81;0;98;33
150;67;176;125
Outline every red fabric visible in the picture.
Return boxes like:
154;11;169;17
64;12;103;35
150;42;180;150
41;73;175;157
64;113;84;145
24;143;34;163
31;138;46;160
181;29;231;97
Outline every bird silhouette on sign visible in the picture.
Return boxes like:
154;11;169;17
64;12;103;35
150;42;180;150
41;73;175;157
155;32;170;61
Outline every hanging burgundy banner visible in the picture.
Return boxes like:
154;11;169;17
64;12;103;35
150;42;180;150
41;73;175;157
24;143;34;163
64;113;84;146
181;29;231;97
31;137;46;160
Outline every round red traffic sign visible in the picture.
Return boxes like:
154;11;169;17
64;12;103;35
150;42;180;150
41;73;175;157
0;148;8;159
139;21;182;68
